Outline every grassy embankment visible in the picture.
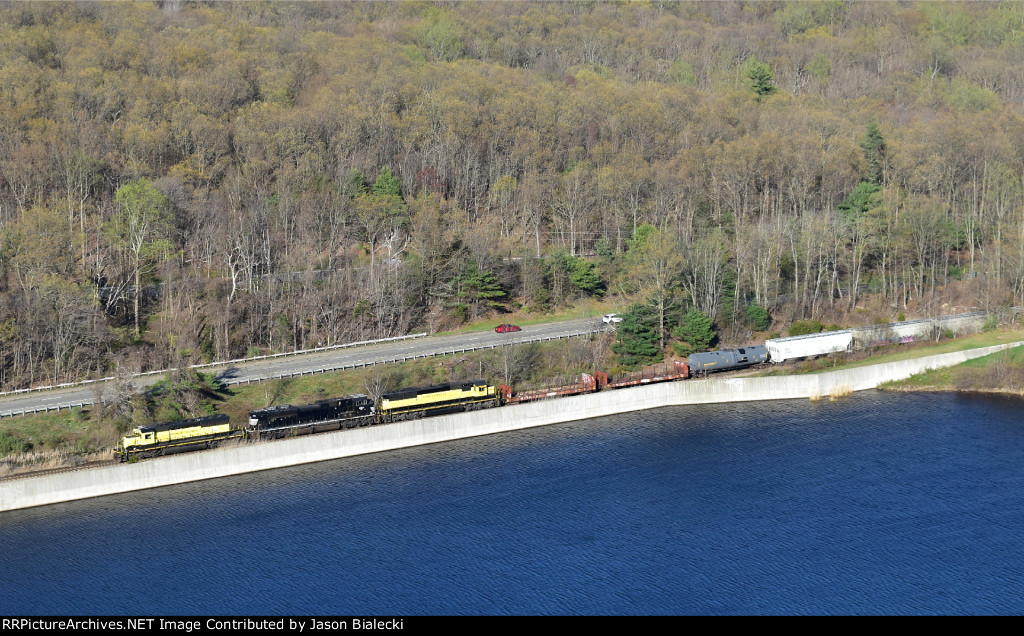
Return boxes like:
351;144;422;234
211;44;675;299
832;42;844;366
879;343;1024;396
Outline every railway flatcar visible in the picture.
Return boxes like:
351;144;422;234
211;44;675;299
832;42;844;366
499;373;600;404
248;394;375;439
380;379;498;421
115;414;242;461
687;346;768;375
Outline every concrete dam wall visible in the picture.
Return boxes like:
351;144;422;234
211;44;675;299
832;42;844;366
2;341;1021;513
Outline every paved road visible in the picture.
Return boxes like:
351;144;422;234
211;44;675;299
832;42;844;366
0;317;611;418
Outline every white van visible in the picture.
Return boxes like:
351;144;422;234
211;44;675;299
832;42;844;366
602;313;622;325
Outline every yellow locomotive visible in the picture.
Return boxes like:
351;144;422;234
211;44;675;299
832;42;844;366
115;414;243;461
379;379;498;421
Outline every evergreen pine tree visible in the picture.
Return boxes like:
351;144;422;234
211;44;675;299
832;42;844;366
611;303;661;368
671;309;717;356
860;121;886;184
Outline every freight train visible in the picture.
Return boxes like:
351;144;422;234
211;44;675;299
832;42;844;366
114;380;501;461
114;311;990;462
113;355;749;462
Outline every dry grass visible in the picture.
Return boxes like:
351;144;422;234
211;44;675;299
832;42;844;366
0;448;111;478
828;384;852;401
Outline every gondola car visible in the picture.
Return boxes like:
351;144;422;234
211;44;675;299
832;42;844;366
379;379;498;422
247;394;375;439
115;414;242;461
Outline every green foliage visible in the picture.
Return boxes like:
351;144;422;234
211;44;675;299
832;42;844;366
788;319;824;337
109;179;174;258
946;78;1000;113
372;166;402;199
804;53;832;81
983;314;998;332
568;258;605;297
346;169;367;197
0;430;32;454
775;1;845;38
859;122;886;184
745;304;770;331
147;370;226;422
411;7;466;61
668;59;696;85
838;181;882;223
743;55;776;101
671;309;717;356
921;2;977;46
611;303;661;369
719;267;737;322
455;259;506;318
519;258;552;313
549;249;606;299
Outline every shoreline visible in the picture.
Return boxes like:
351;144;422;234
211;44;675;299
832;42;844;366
881;385;1024;398
2;340;1022;514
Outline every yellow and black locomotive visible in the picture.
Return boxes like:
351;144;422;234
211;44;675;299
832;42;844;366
114;414;243;461
379;379;498;422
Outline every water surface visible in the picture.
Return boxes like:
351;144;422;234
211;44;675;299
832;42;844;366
1;390;1022;615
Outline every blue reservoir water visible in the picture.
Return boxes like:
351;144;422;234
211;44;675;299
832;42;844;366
1;390;1023;615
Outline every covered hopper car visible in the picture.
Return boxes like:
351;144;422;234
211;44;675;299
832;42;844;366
765;330;853;363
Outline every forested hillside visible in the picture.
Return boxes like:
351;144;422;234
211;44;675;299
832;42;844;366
1;0;1023;389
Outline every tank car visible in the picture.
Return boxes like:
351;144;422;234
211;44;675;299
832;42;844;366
687;346;768;375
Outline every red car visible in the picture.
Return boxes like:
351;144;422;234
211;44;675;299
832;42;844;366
495;323;522;333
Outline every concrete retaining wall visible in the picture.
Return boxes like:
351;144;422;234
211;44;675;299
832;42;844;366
2;341;1021;513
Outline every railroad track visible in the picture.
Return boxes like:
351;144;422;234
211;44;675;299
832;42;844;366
0;459;119;482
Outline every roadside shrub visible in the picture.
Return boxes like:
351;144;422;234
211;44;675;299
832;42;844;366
788;319;824;336
0;431;32;454
744;304;769;331
672;309;717;355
